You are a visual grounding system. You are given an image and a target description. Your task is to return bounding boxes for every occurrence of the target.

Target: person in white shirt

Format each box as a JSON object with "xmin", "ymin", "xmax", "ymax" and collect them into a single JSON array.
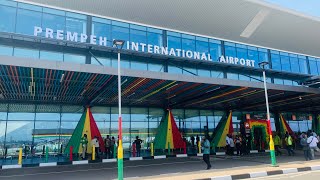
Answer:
[
  {"xmin": 229, "ymin": 135, "xmax": 235, "ymax": 155},
  {"xmin": 91, "ymin": 136, "xmax": 100, "ymax": 159},
  {"xmin": 307, "ymin": 132, "xmax": 319, "ymax": 160},
  {"xmin": 226, "ymin": 134, "xmax": 231, "ymax": 155}
]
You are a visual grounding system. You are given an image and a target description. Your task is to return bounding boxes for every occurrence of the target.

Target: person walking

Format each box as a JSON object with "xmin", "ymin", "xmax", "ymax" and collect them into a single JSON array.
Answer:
[
  {"xmin": 285, "ymin": 134, "xmax": 295, "ymax": 156},
  {"xmin": 229, "ymin": 135, "xmax": 235, "ymax": 156},
  {"xmin": 235, "ymin": 135, "xmax": 242, "ymax": 156},
  {"xmin": 274, "ymin": 133, "xmax": 282, "ymax": 156},
  {"xmin": 80, "ymin": 134, "xmax": 88, "ymax": 159},
  {"xmin": 111, "ymin": 136, "xmax": 116, "ymax": 158},
  {"xmin": 104, "ymin": 135, "xmax": 111, "ymax": 159},
  {"xmin": 300, "ymin": 133, "xmax": 311, "ymax": 161},
  {"xmin": 201, "ymin": 136, "xmax": 211, "ymax": 170},
  {"xmin": 307, "ymin": 132, "xmax": 319, "ymax": 160},
  {"xmin": 134, "ymin": 136, "xmax": 143, "ymax": 157},
  {"xmin": 225, "ymin": 134, "xmax": 231, "ymax": 155}
]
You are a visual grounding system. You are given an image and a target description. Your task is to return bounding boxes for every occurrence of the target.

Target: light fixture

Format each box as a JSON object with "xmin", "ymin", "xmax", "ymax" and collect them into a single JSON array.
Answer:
[
  {"xmin": 113, "ymin": 39, "xmax": 125, "ymax": 50},
  {"xmin": 299, "ymin": 96, "xmax": 302, "ymax": 100},
  {"xmin": 60, "ymin": 73, "xmax": 65, "ymax": 83},
  {"xmin": 258, "ymin": 61, "xmax": 269, "ymax": 69}
]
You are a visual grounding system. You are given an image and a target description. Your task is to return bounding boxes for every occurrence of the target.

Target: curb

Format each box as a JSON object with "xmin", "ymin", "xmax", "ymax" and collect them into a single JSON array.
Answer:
[
  {"xmin": 0, "ymin": 151, "xmax": 268, "ymax": 170},
  {"xmin": 195, "ymin": 165, "xmax": 320, "ymax": 180}
]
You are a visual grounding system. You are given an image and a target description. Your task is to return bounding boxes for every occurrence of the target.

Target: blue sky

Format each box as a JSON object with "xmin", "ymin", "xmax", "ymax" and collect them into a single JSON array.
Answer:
[{"xmin": 264, "ymin": 0, "xmax": 320, "ymax": 17}]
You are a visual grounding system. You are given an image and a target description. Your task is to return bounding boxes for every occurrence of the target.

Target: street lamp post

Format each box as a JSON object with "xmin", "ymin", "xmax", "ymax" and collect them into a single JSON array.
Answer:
[
  {"xmin": 259, "ymin": 61, "xmax": 277, "ymax": 167},
  {"xmin": 113, "ymin": 39, "xmax": 125, "ymax": 180}
]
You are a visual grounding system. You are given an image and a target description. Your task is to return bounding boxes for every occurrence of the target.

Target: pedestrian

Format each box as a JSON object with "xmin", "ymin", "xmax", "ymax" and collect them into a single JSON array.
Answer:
[
  {"xmin": 235, "ymin": 135, "xmax": 242, "ymax": 156},
  {"xmin": 307, "ymin": 132, "xmax": 319, "ymax": 160},
  {"xmin": 229, "ymin": 134, "xmax": 235, "ymax": 155},
  {"xmin": 104, "ymin": 135, "xmax": 111, "ymax": 159},
  {"xmin": 201, "ymin": 136, "xmax": 211, "ymax": 170},
  {"xmin": 191, "ymin": 136, "xmax": 195, "ymax": 153},
  {"xmin": 285, "ymin": 134, "xmax": 294, "ymax": 156},
  {"xmin": 300, "ymin": 133, "xmax": 311, "ymax": 161},
  {"xmin": 196, "ymin": 135, "xmax": 200, "ymax": 151},
  {"xmin": 91, "ymin": 136, "xmax": 100, "ymax": 159},
  {"xmin": 134, "ymin": 136, "xmax": 143, "ymax": 157},
  {"xmin": 225, "ymin": 134, "xmax": 231, "ymax": 155},
  {"xmin": 274, "ymin": 133, "xmax": 282, "ymax": 156},
  {"xmin": 80, "ymin": 134, "xmax": 88, "ymax": 159},
  {"xmin": 111, "ymin": 136, "xmax": 116, "ymax": 158}
]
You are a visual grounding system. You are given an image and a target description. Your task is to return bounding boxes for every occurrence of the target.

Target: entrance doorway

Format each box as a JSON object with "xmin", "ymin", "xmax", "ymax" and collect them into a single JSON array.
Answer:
[{"xmin": 253, "ymin": 127, "xmax": 263, "ymax": 150}]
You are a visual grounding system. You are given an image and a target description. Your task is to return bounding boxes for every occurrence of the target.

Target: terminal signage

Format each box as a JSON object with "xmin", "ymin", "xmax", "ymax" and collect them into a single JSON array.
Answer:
[{"xmin": 33, "ymin": 26, "xmax": 255, "ymax": 67}]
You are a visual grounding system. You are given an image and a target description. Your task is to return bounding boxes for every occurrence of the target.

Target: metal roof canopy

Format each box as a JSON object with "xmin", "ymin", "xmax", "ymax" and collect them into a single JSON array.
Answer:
[
  {"xmin": 20, "ymin": 0, "xmax": 320, "ymax": 58},
  {"xmin": 0, "ymin": 58, "xmax": 320, "ymax": 113}
]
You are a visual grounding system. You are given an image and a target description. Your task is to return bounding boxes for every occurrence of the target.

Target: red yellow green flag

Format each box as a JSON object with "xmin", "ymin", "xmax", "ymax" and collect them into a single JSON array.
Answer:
[
  {"xmin": 279, "ymin": 114, "xmax": 294, "ymax": 136},
  {"xmin": 212, "ymin": 111, "xmax": 233, "ymax": 147},
  {"xmin": 65, "ymin": 107, "xmax": 105, "ymax": 154},
  {"xmin": 154, "ymin": 109, "xmax": 184, "ymax": 149}
]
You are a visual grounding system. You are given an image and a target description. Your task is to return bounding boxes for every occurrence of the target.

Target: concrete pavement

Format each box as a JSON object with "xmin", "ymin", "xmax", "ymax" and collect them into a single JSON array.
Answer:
[{"xmin": 0, "ymin": 151, "xmax": 319, "ymax": 180}]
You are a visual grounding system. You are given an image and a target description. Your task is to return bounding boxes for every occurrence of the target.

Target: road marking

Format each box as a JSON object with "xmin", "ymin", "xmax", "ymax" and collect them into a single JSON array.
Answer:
[{"xmin": 0, "ymin": 160, "xmax": 199, "ymax": 178}]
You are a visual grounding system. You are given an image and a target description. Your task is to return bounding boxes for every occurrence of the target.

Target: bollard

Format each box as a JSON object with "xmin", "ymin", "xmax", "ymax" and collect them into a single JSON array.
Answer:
[
  {"xmin": 114, "ymin": 145, "xmax": 117, "ymax": 159},
  {"xmin": 132, "ymin": 143, "xmax": 136, "ymax": 157},
  {"xmin": 151, "ymin": 143, "xmax": 154, "ymax": 156},
  {"xmin": 18, "ymin": 148, "xmax": 22, "ymax": 165},
  {"xmin": 92, "ymin": 145, "xmax": 95, "ymax": 161},
  {"xmin": 45, "ymin": 146, "xmax": 49, "ymax": 163},
  {"xmin": 168, "ymin": 143, "xmax": 170, "ymax": 155},
  {"xmin": 69, "ymin": 146, "xmax": 73, "ymax": 161},
  {"xmin": 198, "ymin": 141, "xmax": 201, "ymax": 154},
  {"xmin": 183, "ymin": 142, "xmax": 187, "ymax": 154}
]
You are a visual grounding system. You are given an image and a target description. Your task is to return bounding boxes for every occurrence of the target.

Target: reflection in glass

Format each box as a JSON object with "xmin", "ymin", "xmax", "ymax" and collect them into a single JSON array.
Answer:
[
  {"xmin": 16, "ymin": 8, "xmax": 42, "ymax": 35},
  {"xmin": 0, "ymin": 5, "xmax": 16, "ymax": 33}
]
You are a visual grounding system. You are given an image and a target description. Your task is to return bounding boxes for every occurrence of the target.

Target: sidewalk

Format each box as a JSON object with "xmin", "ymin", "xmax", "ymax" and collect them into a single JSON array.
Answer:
[{"xmin": 132, "ymin": 159, "xmax": 320, "ymax": 180}]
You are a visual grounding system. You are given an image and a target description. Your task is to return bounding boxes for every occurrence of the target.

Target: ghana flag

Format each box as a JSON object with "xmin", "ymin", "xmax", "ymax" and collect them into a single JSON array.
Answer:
[
  {"xmin": 212, "ymin": 111, "xmax": 233, "ymax": 147},
  {"xmin": 154, "ymin": 109, "xmax": 184, "ymax": 149},
  {"xmin": 65, "ymin": 107, "xmax": 105, "ymax": 154},
  {"xmin": 279, "ymin": 114, "xmax": 294, "ymax": 136}
]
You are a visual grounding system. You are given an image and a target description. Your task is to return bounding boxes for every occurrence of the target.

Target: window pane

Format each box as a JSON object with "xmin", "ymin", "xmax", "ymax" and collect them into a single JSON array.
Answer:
[
  {"xmin": 0, "ymin": 45, "xmax": 13, "ymax": 56},
  {"xmin": 227, "ymin": 73, "xmax": 238, "ymax": 80},
  {"xmin": 182, "ymin": 38, "xmax": 195, "ymax": 52},
  {"xmin": 16, "ymin": 8, "xmax": 42, "ymax": 35},
  {"xmin": 211, "ymin": 70, "xmax": 223, "ymax": 78},
  {"xmin": 168, "ymin": 65, "xmax": 182, "ymax": 74},
  {"xmin": 280, "ymin": 55, "xmax": 291, "ymax": 72},
  {"xmin": 167, "ymin": 35, "xmax": 181, "ymax": 50},
  {"xmin": 14, "ymin": 48, "xmax": 39, "ymax": 59},
  {"xmin": 148, "ymin": 63, "xmax": 164, "ymax": 72},
  {"xmin": 92, "ymin": 21, "xmax": 111, "ymax": 46},
  {"xmin": 64, "ymin": 53, "xmax": 85, "ymax": 64},
  {"xmin": 225, "ymin": 45, "xmax": 236, "ymax": 57},
  {"xmin": 130, "ymin": 29, "xmax": 147, "ymax": 52},
  {"xmin": 147, "ymin": 32, "xmax": 163, "ymax": 47},
  {"xmin": 91, "ymin": 57, "xmax": 111, "ymax": 66},
  {"xmin": 112, "ymin": 26, "xmax": 129, "ymax": 49},
  {"xmin": 248, "ymin": 49, "xmax": 259, "ymax": 66},
  {"xmin": 66, "ymin": 17, "xmax": 86, "ymax": 40},
  {"xmin": 42, "ymin": 13, "xmax": 65, "ymax": 38},
  {"xmin": 290, "ymin": 57, "xmax": 299, "ymax": 73},
  {"xmin": 209, "ymin": 43, "xmax": 221, "ymax": 62},
  {"xmin": 309, "ymin": 60, "xmax": 318, "ymax": 75},
  {"xmin": 131, "ymin": 61, "xmax": 148, "ymax": 70},
  {"xmin": 0, "ymin": 5, "xmax": 16, "ymax": 32},
  {"xmin": 196, "ymin": 40, "xmax": 209, "ymax": 54},
  {"xmin": 40, "ymin": 51, "xmax": 63, "ymax": 61},
  {"xmin": 197, "ymin": 69, "xmax": 210, "ymax": 77},
  {"xmin": 271, "ymin": 53, "xmax": 281, "ymax": 71},
  {"xmin": 299, "ymin": 58, "xmax": 308, "ymax": 74}
]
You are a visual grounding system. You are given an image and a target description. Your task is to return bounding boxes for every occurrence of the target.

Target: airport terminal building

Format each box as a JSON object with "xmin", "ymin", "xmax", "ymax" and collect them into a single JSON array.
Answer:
[{"xmin": 0, "ymin": 0, "xmax": 320, "ymax": 161}]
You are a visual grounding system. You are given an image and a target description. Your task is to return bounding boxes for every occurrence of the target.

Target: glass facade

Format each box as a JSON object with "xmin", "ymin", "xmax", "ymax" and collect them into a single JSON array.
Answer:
[{"xmin": 1, "ymin": 103, "xmax": 277, "ymax": 159}]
